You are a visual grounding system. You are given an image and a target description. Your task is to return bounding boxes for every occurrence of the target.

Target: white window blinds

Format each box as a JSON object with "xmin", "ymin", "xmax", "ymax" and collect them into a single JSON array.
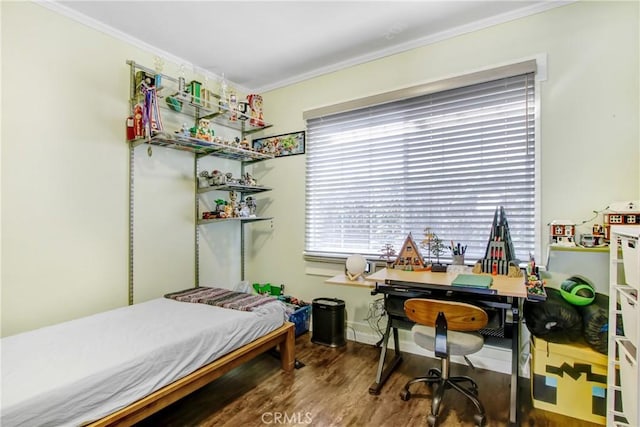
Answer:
[{"xmin": 305, "ymin": 72, "xmax": 536, "ymax": 264}]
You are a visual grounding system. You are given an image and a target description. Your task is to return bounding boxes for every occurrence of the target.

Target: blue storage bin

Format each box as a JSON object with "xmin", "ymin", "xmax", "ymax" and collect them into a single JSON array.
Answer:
[{"xmin": 289, "ymin": 305, "xmax": 311, "ymax": 336}]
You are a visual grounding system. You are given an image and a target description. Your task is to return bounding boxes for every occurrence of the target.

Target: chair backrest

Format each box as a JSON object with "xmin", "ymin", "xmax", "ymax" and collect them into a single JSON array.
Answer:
[{"xmin": 404, "ymin": 298, "xmax": 488, "ymax": 332}]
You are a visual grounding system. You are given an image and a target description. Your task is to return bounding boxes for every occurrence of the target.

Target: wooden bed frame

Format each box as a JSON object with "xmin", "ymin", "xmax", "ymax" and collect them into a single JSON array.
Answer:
[{"xmin": 87, "ymin": 321, "xmax": 295, "ymax": 426}]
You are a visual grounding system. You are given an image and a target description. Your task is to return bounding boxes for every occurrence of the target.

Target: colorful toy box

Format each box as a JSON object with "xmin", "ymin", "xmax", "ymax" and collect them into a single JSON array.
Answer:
[{"xmin": 530, "ymin": 336, "xmax": 608, "ymax": 424}]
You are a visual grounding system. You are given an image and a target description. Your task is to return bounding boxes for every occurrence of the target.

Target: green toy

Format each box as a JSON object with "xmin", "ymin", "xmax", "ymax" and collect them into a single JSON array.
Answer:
[{"xmin": 560, "ymin": 275, "xmax": 596, "ymax": 306}]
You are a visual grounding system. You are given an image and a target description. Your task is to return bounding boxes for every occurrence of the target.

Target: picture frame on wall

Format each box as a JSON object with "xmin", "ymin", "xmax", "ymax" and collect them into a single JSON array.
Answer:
[{"xmin": 252, "ymin": 131, "xmax": 305, "ymax": 157}]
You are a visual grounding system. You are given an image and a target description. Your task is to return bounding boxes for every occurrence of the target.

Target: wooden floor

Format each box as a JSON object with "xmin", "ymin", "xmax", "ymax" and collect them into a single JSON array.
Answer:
[{"xmin": 136, "ymin": 334, "xmax": 602, "ymax": 427}]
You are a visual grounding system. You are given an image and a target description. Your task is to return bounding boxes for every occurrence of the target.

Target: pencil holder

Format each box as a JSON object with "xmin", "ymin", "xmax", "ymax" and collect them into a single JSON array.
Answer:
[{"xmin": 452, "ymin": 255, "xmax": 465, "ymax": 265}]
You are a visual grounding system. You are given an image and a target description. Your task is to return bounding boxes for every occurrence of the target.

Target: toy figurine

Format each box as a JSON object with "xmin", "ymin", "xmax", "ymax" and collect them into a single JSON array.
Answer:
[
  {"xmin": 198, "ymin": 171, "xmax": 210, "ymax": 188},
  {"xmin": 175, "ymin": 123, "xmax": 190, "ymax": 137},
  {"xmin": 214, "ymin": 199, "xmax": 227, "ymax": 218},
  {"xmin": 209, "ymin": 170, "xmax": 225, "ymax": 186},
  {"xmin": 219, "ymin": 74, "xmax": 229, "ymax": 114},
  {"xmin": 228, "ymin": 91, "xmax": 238, "ymax": 121},
  {"xmin": 190, "ymin": 118, "xmax": 214, "ymax": 142},
  {"xmin": 225, "ymin": 172, "xmax": 238, "ymax": 184},
  {"xmin": 241, "ymin": 172, "xmax": 257, "ymax": 186},
  {"xmin": 133, "ymin": 104, "xmax": 144, "ymax": 138},
  {"xmin": 202, "ymin": 211, "xmax": 217, "ymax": 220},
  {"xmin": 247, "ymin": 94, "xmax": 264, "ymax": 127},
  {"xmin": 238, "ymin": 201, "xmax": 250, "ymax": 218},
  {"xmin": 245, "ymin": 197, "xmax": 257, "ymax": 217},
  {"xmin": 237, "ymin": 101, "xmax": 249, "ymax": 121},
  {"xmin": 228, "ymin": 191, "xmax": 238, "ymax": 217}
]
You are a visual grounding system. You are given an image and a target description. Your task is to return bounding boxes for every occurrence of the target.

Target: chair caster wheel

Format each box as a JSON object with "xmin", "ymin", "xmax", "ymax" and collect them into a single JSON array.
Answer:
[
  {"xmin": 400, "ymin": 389, "xmax": 411, "ymax": 401},
  {"xmin": 427, "ymin": 414, "xmax": 437, "ymax": 426},
  {"xmin": 428, "ymin": 368, "xmax": 439, "ymax": 377},
  {"xmin": 474, "ymin": 414, "xmax": 486, "ymax": 427}
]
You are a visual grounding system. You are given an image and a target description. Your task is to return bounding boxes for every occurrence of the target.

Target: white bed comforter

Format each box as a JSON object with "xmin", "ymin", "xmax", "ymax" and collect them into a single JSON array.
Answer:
[{"xmin": 1, "ymin": 297, "xmax": 287, "ymax": 427}]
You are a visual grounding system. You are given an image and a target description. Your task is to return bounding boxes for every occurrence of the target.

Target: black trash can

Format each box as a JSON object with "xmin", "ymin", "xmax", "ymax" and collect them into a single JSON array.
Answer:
[{"xmin": 311, "ymin": 297, "xmax": 346, "ymax": 347}]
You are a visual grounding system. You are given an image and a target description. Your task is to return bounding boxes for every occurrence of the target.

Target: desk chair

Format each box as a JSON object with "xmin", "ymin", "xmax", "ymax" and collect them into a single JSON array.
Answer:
[{"xmin": 400, "ymin": 298, "xmax": 488, "ymax": 427}]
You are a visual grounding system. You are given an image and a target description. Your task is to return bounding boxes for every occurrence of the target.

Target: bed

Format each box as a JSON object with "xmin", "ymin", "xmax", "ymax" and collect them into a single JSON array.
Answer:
[{"xmin": 1, "ymin": 289, "xmax": 295, "ymax": 427}]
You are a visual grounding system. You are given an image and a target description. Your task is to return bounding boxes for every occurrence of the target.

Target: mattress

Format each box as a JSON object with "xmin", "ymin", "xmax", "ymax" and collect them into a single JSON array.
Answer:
[{"xmin": 1, "ymin": 297, "xmax": 288, "ymax": 427}]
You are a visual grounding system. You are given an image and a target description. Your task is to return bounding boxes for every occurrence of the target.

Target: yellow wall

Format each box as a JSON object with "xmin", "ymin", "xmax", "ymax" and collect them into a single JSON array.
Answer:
[
  {"xmin": 1, "ymin": 1, "xmax": 638, "ymax": 340},
  {"xmin": 0, "ymin": 2, "xmax": 243, "ymax": 336},
  {"xmin": 246, "ymin": 1, "xmax": 639, "ymax": 341}
]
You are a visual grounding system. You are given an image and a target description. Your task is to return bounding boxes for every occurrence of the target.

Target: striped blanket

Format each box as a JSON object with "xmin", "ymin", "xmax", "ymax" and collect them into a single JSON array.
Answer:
[{"xmin": 164, "ymin": 286, "xmax": 278, "ymax": 312}]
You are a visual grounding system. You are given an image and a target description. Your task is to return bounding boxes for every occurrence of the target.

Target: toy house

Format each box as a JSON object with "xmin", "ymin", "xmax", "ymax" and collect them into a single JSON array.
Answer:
[
  {"xmin": 604, "ymin": 212, "xmax": 640, "ymax": 241},
  {"xmin": 549, "ymin": 220, "xmax": 576, "ymax": 246},
  {"xmin": 393, "ymin": 233, "xmax": 427, "ymax": 271}
]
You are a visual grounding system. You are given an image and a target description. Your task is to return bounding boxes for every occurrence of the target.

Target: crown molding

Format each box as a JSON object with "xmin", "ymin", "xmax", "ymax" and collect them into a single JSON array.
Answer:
[
  {"xmin": 255, "ymin": 1, "xmax": 572, "ymax": 93},
  {"xmin": 37, "ymin": 0, "xmax": 571, "ymax": 94},
  {"xmin": 35, "ymin": 0, "xmax": 252, "ymax": 94}
]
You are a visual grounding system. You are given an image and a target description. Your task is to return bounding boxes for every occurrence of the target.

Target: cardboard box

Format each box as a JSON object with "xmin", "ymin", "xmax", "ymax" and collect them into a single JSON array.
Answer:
[{"xmin": 530, "ymin": 336, "xmax": 607, "ymax": 424}]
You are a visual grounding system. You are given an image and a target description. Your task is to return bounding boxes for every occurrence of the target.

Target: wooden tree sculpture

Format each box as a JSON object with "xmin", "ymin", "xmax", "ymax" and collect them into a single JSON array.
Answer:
[
  {"xmin": 430, "ymin": 234, "xmax": 448, "ymax": 271},
  {"xmin": 420, "ymin": 227, "xmax": 435, "ymax": 265},
  {"xmin": 380, "ymin": 243, "xmax": 397, "ymax": 268}
]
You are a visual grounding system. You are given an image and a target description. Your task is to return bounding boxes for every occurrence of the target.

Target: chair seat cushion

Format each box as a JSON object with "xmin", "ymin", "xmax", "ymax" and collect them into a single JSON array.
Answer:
[{"xmin": 412, "ymin": 324, "xmax": 484, "ymax": 356}]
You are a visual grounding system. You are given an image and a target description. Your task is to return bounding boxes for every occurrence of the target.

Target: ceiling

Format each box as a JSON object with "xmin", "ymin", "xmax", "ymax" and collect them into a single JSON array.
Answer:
[{"xmin": 50, "ymin": 1, "xmax": 569, "ymax": 92}]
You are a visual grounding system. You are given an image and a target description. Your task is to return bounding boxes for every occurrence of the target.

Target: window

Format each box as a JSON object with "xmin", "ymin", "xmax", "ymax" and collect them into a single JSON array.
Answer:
[{"xmin": 304, "ymin": 63, "xmax": 536, "ymax": 264}]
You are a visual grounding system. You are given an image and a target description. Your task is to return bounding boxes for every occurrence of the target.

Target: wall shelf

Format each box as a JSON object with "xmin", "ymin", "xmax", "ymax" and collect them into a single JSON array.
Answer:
[
  {"xmin": 198, "ymin": 217, "xmax": 273, "ymax": 226},
  {"xmin": 198, "ymin": 184, "xmax": 272, "ymax": 195},
  {"xmin": 130, "ymin": 132, "xmax": 273, "ymax": 162}
]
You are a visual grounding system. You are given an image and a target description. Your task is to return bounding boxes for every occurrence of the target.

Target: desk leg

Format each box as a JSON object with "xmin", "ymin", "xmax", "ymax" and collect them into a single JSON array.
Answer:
[
  {"xmin": 509, "ymin": 302, "xmax": 521, "ymax": 426},
  {"xmin": 369, "ymin": 321, "xmax": 402, "ymax": 395}
]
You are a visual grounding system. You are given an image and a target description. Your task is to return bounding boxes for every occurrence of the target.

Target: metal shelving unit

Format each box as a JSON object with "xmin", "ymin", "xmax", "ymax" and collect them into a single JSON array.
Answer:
[
  {"xmin": 607, "ymin": 225, "xmax": 639, "ymax": 426},
  {"xmin": 127, "ymin": 60, "xmax": 273, "ymax": 304}
]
